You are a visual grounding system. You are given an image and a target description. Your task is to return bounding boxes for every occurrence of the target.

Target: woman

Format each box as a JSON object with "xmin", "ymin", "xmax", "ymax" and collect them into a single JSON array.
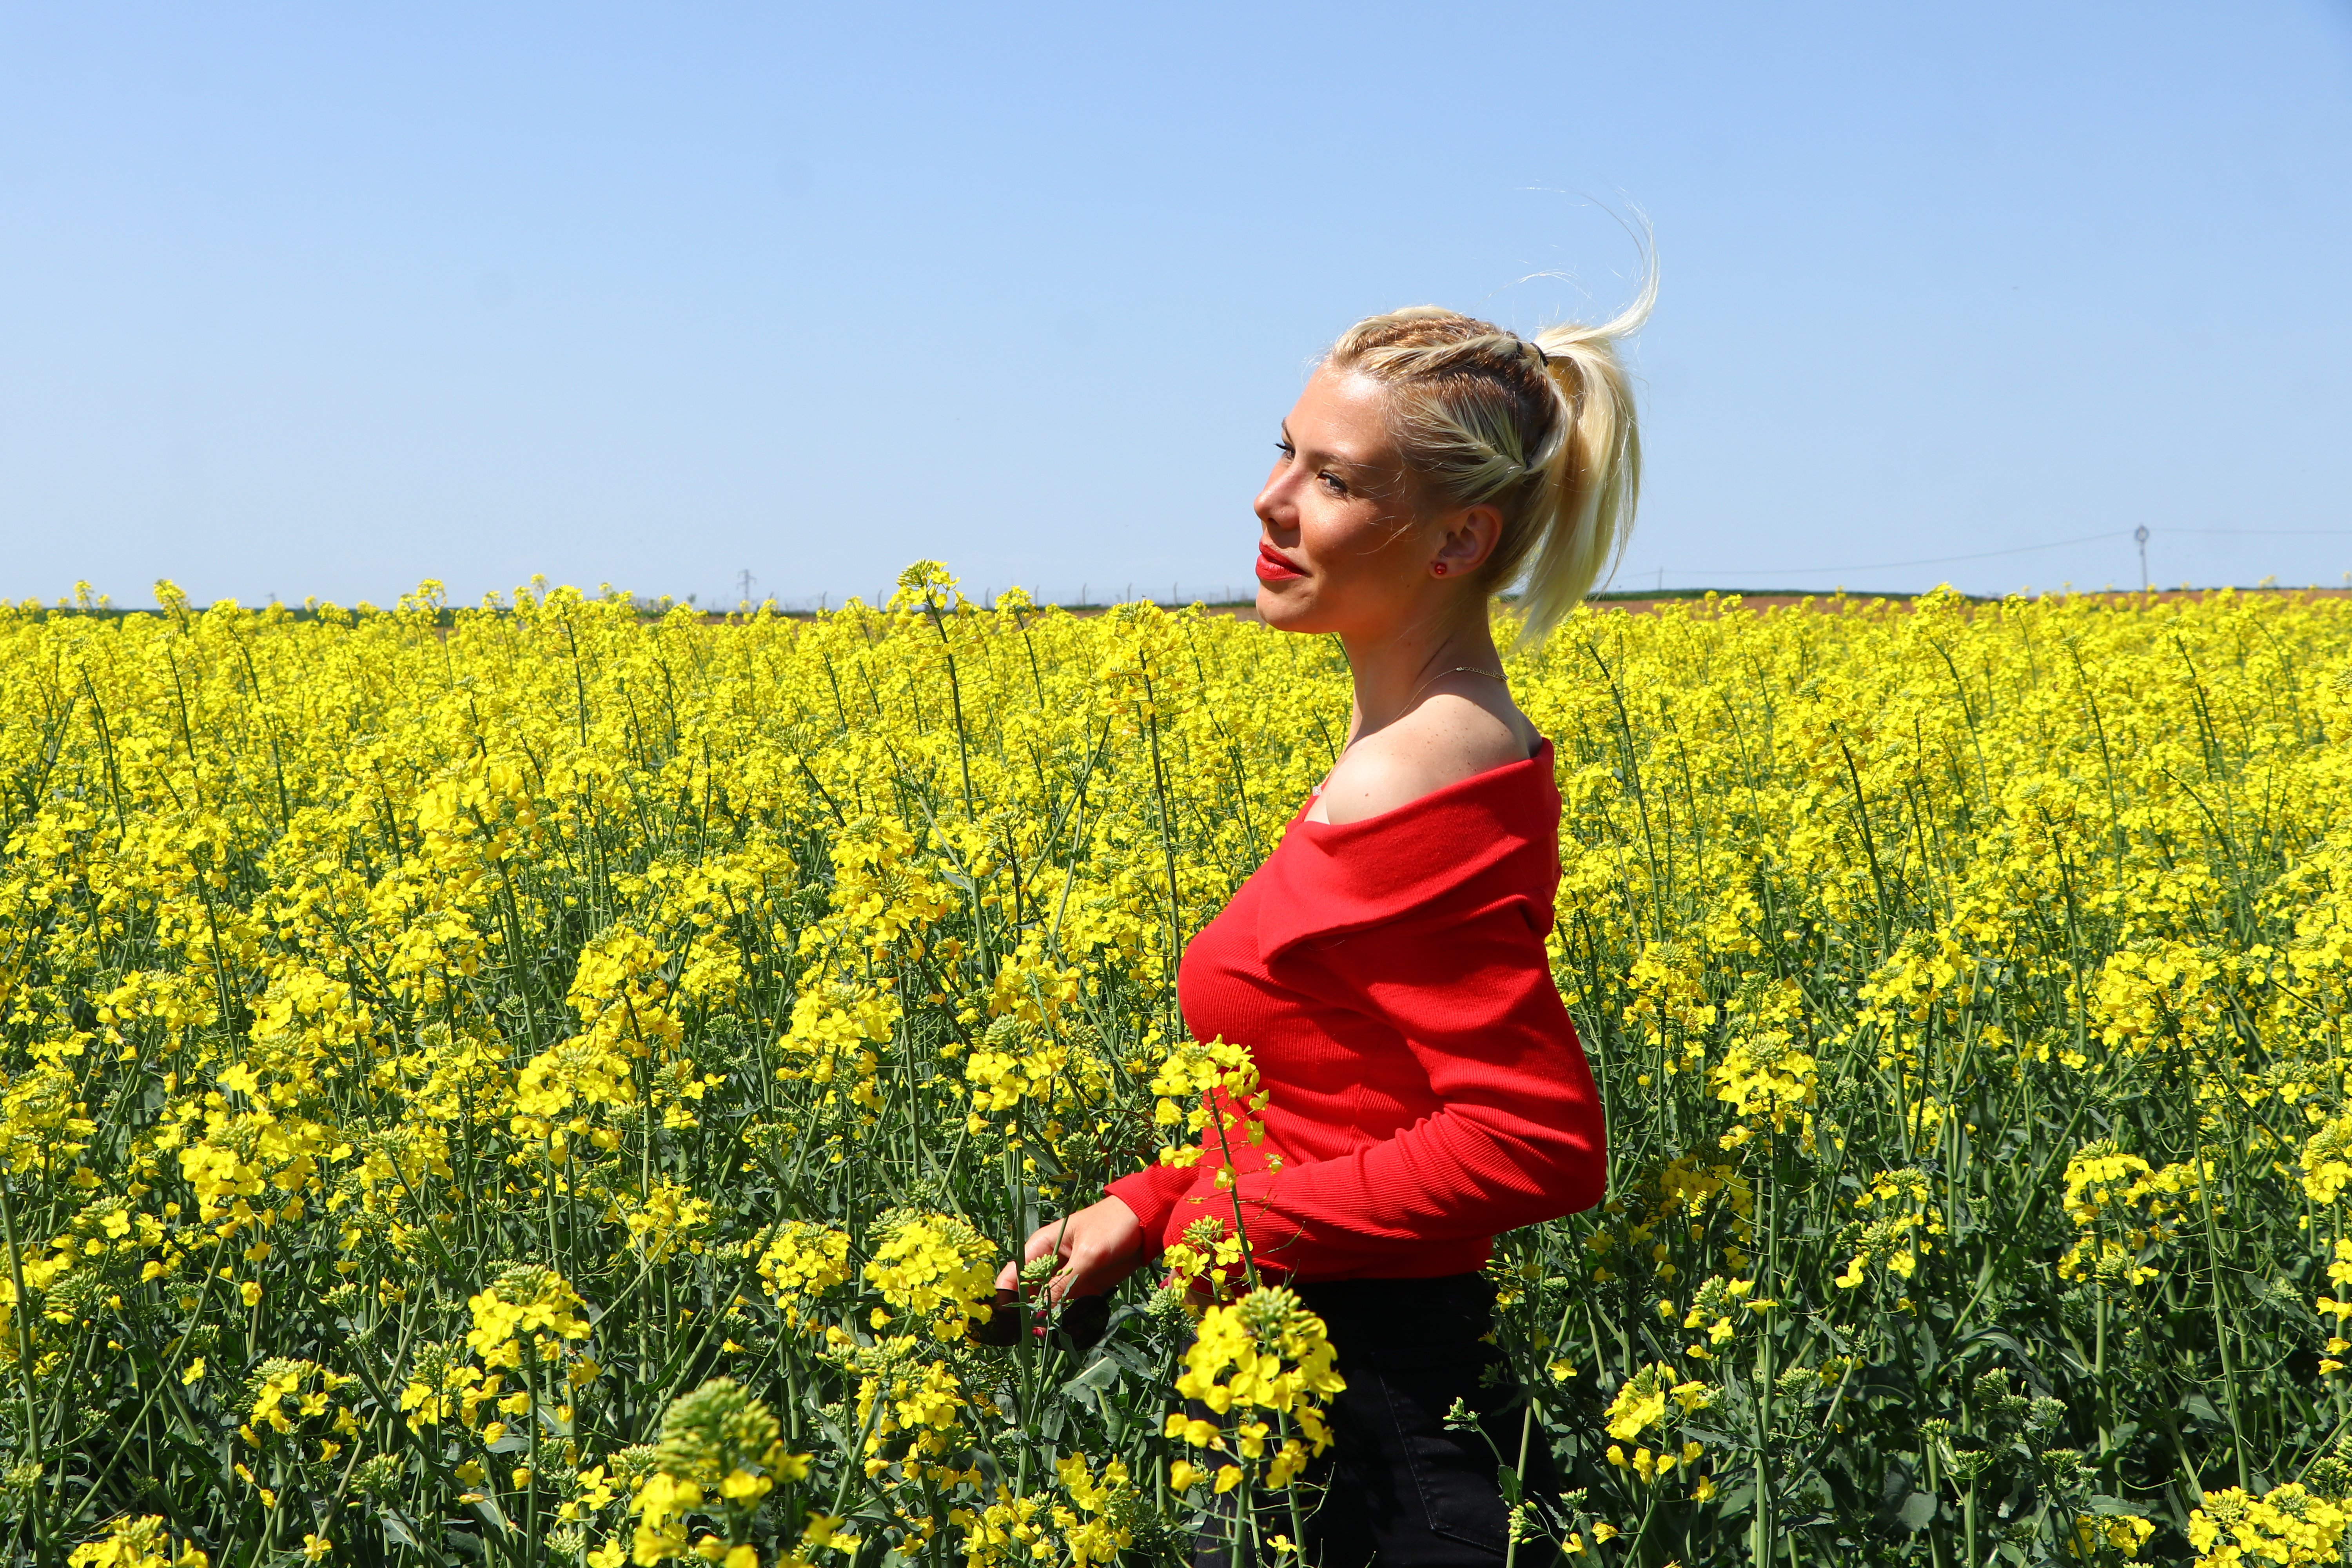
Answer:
[{"xmin": 997, "ymin": 290, "xmax": 1646, "ymax": 1565}]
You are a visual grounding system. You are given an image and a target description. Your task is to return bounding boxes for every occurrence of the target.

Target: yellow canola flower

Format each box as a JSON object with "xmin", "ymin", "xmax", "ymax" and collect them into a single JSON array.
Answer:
[
  {"xmin": 244, "ymin": 1358, "xmax": 353, "ymax": 1437},
  {"xmin": 1602, "ymin": 1362, "xmax": 1711, "ymax": 1441},
  {"xmin": 66, "ymin": 1517, "xmax": 208, "ymax": 1568},
  {"xmin": 1148, "ymin": 1036, "xmax": 1270, "ymax": 1168},
  {"xmin": 1835, "ymin": 1169, "xmax": 1947, "ymax": 1289},
  {"xmin": 2055, "ymin": 1141, "xmax": 2213, "ymax": 1286},
  {"xmin": 1711, "ymin": 1026, "xmax": 1816, "ymax": 1138},
  {"xmin": 2187, "ymin": 1483, "xmax": 2347, "ymax": 1566},
  {"xmin": 1167, "ymin": 1286, "xmax": 1347, "ymax": 1497},
  {"xmin": 465, "ymin": 1265, "xmax": 592, "ymax": 1369},
  {"xmin": 15, "ymin": 570, "xmax": 2352, "ymax": 1558},
  {"xmin": 1051, "ymin": 1452, "xmax": 1137, "ymax": 1566},
  {"xmin": 755, "ymin": 1222, "xmax": 851, "ymax": 1309},
  {"xmin": 2069, "ymin": 1512, "xmax": 2155, "ymax": 1561},
  {"xmin": 626, "ymin": 1379, "xmax": 810, "ymax": 1566},
  {"xmin": 861, "ymin": 1211, "xmax": 995, "ymax": 1340},
  {"xmin": 2302, "ymin": 1114, "xmax": 2352, "ymax": 1206},
  {"xmin": 1172, "ymin": 1288, "xmax": 1345, "ymax": 1428}
]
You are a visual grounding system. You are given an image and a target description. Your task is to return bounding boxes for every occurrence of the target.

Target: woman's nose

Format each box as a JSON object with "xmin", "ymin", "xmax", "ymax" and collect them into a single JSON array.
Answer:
[{"xmin": 1253, "ymin": 476, "xmax": 1289, "ymax": 531}]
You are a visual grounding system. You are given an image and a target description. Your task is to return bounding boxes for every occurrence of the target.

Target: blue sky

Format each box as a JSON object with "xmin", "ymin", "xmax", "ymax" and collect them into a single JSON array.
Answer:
[{"xmin": 3, "ymin": 2, "xmax": 2348, "ymax": 608}]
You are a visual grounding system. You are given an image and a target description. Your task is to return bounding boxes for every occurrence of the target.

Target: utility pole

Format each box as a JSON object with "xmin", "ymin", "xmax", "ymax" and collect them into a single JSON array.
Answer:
[
  {"xmin": 736, "ymin": 568, "xmax": 755, "ymax": 608},
  {"xmin": 2134, "ymin": 526, "xmax": 2150, "ymax": 593}
]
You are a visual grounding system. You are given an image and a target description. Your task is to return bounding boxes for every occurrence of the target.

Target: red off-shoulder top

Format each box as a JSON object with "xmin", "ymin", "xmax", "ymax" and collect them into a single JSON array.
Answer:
[{"xmin": 1105, "ymin": 739, "xmax": 1606, "ymax": 1281}]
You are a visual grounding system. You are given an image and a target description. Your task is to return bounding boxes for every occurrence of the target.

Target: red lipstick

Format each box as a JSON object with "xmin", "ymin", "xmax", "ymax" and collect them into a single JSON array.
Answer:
[{"xmin": 1255, "ymin": 543, "xmax": 1304, "ymax": 583}]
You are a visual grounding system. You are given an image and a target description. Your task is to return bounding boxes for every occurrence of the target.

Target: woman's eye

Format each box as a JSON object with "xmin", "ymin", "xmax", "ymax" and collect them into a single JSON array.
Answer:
[
  {"xmin": 1319, "ymin": 472, "xmax": 1347, "ymax": 494},
  {"xmin": 1274, "ymin": 440, "xmax": 1296, "ymax": 460}
]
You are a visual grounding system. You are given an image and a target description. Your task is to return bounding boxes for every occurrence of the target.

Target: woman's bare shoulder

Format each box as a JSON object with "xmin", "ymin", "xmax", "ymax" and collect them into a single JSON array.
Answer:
[{"xmin": 1312, "ymin": 695, "xmax": 1536, "ymax": 826}]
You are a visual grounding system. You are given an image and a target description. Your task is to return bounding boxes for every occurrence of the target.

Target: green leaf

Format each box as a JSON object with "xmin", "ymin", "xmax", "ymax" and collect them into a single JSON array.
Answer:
[{"xmin": 470, "ymin": 1492, "xmax": 514, "ymax": 1540}]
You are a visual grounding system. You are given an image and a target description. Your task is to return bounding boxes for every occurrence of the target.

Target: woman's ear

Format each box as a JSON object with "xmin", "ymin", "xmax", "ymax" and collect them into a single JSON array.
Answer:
[{"xmin": 1431, "ymin": 504, "xmax": 1504, "ymax": 578}]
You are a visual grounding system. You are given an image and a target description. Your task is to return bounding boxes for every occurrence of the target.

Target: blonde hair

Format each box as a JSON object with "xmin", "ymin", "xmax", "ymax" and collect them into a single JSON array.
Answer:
[{"xmin": 1325, "ymin": 275, "xmax": 1651, "ymax": 648}]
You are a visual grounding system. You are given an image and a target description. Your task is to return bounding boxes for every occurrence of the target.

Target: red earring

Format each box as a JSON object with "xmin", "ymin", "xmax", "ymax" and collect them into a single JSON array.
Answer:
[{"xmin": 1432, "ymin": 562, "xmax": 1448, "ymax": 577}]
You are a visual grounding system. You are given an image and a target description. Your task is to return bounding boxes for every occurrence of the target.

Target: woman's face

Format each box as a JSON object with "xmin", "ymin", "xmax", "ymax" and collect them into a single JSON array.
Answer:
[{"xmin": 1252, "ymin": 367, "xmax": 1435, "ymax": 636}]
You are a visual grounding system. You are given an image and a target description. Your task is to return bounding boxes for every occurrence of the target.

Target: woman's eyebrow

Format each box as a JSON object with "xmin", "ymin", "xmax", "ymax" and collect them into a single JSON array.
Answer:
[{"xmin": 1281, "ymin": 423, "xmax": 1374, "ymax": 475}]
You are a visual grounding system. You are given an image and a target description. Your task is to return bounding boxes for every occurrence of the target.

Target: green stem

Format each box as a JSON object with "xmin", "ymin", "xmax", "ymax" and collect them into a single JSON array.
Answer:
[
  {"xmin": 2194, "ymin": 1152, "xmax": 2251, "ymax": 1492},
  {"xmin": 1752, "ymin": 1145, "xmax": 1778, "ymax": 1568},
  {"xmin": 0, "ymin": 1176, "xmax": 52, "ymax": 1568}
]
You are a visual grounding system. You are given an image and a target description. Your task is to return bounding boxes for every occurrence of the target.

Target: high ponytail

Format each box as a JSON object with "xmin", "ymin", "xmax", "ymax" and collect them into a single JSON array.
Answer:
[{"xmin": 1324, "ymin": 269, "xmax": 1652, "ymax": 649}]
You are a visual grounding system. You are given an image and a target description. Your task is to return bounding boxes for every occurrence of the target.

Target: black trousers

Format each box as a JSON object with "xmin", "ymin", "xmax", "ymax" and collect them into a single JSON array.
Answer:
[{"xmin": 1193, "ymin": 1275, "xmax": 1554, "ymax": 1568}]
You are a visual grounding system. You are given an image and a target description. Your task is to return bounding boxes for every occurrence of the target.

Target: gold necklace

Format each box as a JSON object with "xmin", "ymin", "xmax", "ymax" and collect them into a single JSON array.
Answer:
[{"xmin": 1408, "ymin": 665, "xmax": 1510, "ymax": 704}]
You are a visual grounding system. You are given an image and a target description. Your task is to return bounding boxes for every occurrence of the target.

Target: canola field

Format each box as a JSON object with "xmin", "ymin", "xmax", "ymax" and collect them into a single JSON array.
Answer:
[{"xmin": 6, "ymin": 568, "xmax": 2352, "ymax": 1568}]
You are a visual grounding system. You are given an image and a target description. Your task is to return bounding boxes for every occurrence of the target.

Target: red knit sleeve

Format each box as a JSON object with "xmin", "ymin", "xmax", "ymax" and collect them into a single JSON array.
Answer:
[
  {"xmin": 1104, "ymin": 1158, "xmax": 1201, "ymax": 1246},
  {"xmin": 1159, "ymin": 903, "xmax": 1605, "ymax": 1276}
]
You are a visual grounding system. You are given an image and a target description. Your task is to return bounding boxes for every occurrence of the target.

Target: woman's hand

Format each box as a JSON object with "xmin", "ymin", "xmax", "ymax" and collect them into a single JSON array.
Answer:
[{"xmin": 996, "ymin": 1196, "xmax": 1148, "ymax": 1305}]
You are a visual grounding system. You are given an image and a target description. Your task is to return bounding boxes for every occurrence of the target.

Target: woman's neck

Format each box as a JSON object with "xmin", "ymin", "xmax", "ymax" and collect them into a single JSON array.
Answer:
[{"xmin": 1339, "ymin": 607, "xmax": 1504, "ymax": 743}]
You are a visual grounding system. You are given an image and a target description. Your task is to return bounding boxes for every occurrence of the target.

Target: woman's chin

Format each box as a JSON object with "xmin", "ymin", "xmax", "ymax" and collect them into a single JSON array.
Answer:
[{"xmin": 1255, "ymin": 583, "xmax": 1319, "ymax": 631}]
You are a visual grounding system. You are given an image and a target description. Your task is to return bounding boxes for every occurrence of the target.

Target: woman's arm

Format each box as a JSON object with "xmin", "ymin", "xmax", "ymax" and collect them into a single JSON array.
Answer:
[
  {"xmin": 1104, "ymin": 1156, "xmax": 1207, "ymax": 1249},
  {"xmin": 1157, "ymin": 902, "xmax": 1605, "ymax": 1274}
]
